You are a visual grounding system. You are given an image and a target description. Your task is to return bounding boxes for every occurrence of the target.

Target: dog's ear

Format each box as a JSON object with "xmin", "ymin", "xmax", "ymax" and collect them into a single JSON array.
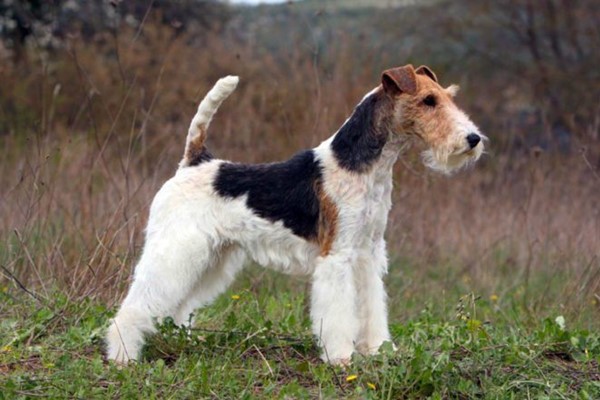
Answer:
[
  {"xmin": 382, "ymin": 65, "xmax": 417, "ymax": 96},
  {"xmin": 415, "ymin": 65, "xmax": 438, "ymax": 83},
  {"xmin": 445, "ymin": 84, "xmax": 460, "ymax": 97}
]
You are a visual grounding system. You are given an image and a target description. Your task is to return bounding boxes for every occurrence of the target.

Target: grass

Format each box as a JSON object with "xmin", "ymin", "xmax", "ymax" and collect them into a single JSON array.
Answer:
[
  {"xmin": 1, "ymin": 265, "xmax": 599, "ymax": 399},
  {"xmin": 0, "ymin": 4, "xmax": 599, "ymax": 399}
]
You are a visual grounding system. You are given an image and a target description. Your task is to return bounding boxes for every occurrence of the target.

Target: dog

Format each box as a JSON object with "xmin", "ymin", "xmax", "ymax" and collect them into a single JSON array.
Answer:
[{"xmin": 106, "ymin": 64, "xmax": 484, "ymax": 365}]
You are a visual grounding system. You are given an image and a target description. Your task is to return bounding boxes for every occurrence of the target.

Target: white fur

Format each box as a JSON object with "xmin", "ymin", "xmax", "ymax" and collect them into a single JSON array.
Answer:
[
  {"xmin": 106, "ymin": 76, "xmax": 483, "ymax": 366},
  {"xmin": 421, "ymin": 105, "xmax": 485, "ymax": 174},
  {"xmin": 309, "ymin": 140, "xmax": 398, "ymax": 363},
  {"xmin": 106, "ymin": 140, "xmax": 398, "ymax": 365}
]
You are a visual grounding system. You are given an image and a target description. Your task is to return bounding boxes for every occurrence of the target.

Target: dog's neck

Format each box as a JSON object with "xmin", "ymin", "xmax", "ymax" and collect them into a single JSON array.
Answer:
[{"xmin": 329, "ymin": 88, "xmax": 405, "ymax": 178}]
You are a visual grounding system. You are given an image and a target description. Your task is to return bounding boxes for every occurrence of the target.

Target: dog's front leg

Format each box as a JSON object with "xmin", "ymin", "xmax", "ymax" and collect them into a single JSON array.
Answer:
[
  {"xmin": 310, "ymin": 249, "xmax": 359, "ymax": 365},
  {"xmin": 355, "ymin": 238, "xmax": 392, "ymax": 355}
]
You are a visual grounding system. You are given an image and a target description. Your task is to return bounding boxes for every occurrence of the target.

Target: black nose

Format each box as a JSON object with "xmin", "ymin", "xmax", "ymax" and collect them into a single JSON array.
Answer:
[{"xmin": 466, "ymin": 133, "xmax": 481, "ymax": 149}]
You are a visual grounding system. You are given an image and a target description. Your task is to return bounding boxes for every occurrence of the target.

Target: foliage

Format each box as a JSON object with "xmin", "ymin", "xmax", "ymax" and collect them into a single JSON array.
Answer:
[
  {"xmin": 0, "ymin": 2, "xmax": 598, "ymax": 397},
  {"xmin": 1, "ymin": 273, "xmax": 599, "ymax": 399}
]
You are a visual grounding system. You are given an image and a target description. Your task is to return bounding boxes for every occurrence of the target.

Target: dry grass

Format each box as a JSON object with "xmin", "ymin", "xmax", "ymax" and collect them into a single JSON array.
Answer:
[{"xmin": 0, "ymin": 17, "xmax": 598, "ymax": 323}]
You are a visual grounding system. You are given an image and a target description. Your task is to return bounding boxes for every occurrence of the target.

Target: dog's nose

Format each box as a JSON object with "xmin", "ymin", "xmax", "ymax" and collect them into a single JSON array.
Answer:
[{"xmin": 466, "ymin": 133, "xmax": 481, "ymax": 149}]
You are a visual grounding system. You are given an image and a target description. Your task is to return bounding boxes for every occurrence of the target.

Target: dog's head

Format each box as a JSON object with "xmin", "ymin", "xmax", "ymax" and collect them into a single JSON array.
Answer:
[{"xmin": 381, "ymin": 64, "xmax": 485, "ymax": 174}]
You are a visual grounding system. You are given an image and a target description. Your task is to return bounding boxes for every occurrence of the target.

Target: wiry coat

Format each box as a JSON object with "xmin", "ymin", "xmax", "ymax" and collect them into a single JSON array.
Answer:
[{"xmin": 106, "ymin": 65, "xmax": 484, "ymax": 365}]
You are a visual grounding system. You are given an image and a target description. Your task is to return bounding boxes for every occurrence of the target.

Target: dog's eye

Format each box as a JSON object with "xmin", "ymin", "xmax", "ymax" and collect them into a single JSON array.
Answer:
[{"xmin": 422, "ymin": 95, "xmax": 437, "ymax": 107}]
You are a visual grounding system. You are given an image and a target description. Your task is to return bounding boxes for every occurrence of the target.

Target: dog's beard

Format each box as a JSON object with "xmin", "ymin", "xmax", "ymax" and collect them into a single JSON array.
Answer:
[{"xmin": 421, "ymin": 143, "xmax": 483, "ymax": 175}]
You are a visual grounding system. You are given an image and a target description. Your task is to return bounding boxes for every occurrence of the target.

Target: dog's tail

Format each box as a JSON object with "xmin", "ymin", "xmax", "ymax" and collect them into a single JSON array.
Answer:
[{"xmin": 180, "ymin": 75, "xmax": 239, "ymax": 168}]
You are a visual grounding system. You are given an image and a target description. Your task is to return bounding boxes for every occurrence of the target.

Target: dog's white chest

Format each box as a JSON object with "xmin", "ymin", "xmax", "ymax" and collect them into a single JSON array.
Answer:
[{"xmin": 357, "ymin": 174, "xmax": 393, "ymax": 246}]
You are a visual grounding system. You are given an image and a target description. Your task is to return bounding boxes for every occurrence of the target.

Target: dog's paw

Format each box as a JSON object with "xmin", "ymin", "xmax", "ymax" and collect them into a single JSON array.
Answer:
[
  {"xmin": 327, "ymin": 357, "xmax": 352, "ymax": 368},
  {"xmin": 357, "ymin": 340, "xmax": 397, "ymax": 356},
  {"xmin": 320, "ymin": 348, "xmax": 354, "ymax": 367}
]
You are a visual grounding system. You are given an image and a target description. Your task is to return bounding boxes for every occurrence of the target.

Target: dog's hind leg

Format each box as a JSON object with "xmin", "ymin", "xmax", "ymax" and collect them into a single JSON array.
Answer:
[
  {"xmin": 174, "ymin": 246, "xmax": 246, "ymax": 326},
  {"xmin": 106, "ymin": 233, "xmax": 216, "ymax": 364}
]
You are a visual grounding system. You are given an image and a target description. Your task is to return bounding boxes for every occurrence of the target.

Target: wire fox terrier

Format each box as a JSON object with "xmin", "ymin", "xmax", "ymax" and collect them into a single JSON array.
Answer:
[{"xmin": 106, "ymin": 64, "xmax": 485, "ymax": 365}]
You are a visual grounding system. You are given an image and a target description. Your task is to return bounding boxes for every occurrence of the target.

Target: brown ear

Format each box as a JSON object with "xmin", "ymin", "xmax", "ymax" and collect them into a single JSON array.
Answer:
[
  {"xmin": 381, "ymin": 65, "xmax": 417, "ymax": 96},
  {"xmin": 415, "ymin": 65, "xmax": 438, "ymax": 83}
]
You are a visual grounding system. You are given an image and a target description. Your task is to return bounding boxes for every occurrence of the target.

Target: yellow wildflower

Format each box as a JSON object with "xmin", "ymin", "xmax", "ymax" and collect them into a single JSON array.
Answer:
[
  {"xmin": 231, "ymin": 295, "xmax": 240, "ymax": 300},
  {"xmin": 490, "ymin": 294, "xmax": 499, "ymax": 302},
  {"xmin": 346, "ymin": 374, "xmax": 358, "ymax": 382},
  {"xmin": 367, "ymin": 382, "xmax": 376, "ymax": 390}
]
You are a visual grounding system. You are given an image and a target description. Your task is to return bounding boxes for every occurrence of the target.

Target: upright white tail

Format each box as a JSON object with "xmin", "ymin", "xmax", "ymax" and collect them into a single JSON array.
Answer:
[{"xmin": 180, "ymin": 75, "xmax": 239, "ymax": 168}]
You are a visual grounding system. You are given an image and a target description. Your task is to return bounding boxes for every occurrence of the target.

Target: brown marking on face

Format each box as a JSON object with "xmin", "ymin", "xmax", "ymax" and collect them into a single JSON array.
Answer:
[
  {"xmin": 314, "ymin": 180, "xmax": 338, "ymax": 257},
  {"xmin": 393, "ymin": 73, "xmax": 461, "ymax": 147},
  {"xmin": 379, "ymin": 65, "xmax": 482, "ymax": 172}
]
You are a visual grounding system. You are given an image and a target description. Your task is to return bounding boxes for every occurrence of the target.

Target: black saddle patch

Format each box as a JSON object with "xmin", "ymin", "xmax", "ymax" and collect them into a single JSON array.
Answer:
[
  {"xmin": 213, "ymin": 150, "xmax": 322, "ymax": 240},
  {"xmin": 331, "ymin": 91, "xmax": 388, "ymax": 172}
]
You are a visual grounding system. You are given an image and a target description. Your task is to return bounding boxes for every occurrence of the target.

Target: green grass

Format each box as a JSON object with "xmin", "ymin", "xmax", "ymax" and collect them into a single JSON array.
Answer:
[{"xmin": 1, "ymin": 266, "xmax": 599, "ymax": 399}]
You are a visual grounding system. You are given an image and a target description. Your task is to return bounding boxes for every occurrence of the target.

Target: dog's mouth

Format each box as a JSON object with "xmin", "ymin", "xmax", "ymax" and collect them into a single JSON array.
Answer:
[
  {"xmin": 422, "ymin": 141, "xmax": 485, "ymax": 175},
  {"xmin": 457, "ymin": 147, "xmax": 476, "ymax": 156},
  {"xmin": 451, "ymin": 144, "xmax": 484, "ymax": 162},
  {"xmin": 454, "ymin": 137, "xmax": 486, "ymax": 157}
]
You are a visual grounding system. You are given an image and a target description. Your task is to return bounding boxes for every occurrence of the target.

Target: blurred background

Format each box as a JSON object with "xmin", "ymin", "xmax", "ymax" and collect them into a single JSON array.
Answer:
[{"xmin": 0, "ymin": 0, "xmax": 598, "ymax": 324}]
